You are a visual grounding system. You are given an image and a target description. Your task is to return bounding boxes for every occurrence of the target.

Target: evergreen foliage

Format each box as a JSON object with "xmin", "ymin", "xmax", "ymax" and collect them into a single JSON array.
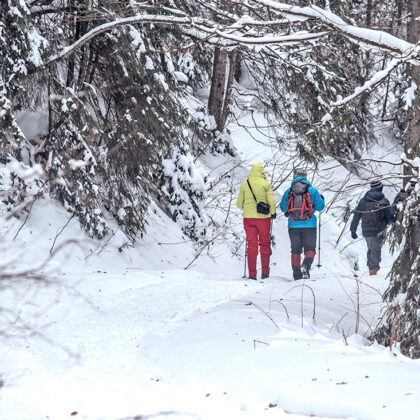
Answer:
[
  {"xmin": 0, "ymin": 1, "xmax": 46, "ymax": 150},
  {"xmin": 373, "ymin": 175, "xmax": 419, "ymax": 358}
]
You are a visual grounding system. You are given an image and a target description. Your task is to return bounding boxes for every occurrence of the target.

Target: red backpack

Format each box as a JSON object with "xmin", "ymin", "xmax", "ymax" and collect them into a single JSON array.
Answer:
[{"xmin": 287, "ymin": 181, "xmax": 313, "ymax": 221}]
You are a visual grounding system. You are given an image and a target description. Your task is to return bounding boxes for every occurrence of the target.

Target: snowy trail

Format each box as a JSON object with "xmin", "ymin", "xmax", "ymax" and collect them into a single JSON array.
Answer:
[
  {"xmin": 141, "ymin": 272, "xmax": 420, "ymax": 420},
  {"xmin": 1, "ymin": 106, "xmax": 417, "ymax": 419},
  {"xmin": 2, "ymin": 265, "xmax": 420, "ymax": 420}
]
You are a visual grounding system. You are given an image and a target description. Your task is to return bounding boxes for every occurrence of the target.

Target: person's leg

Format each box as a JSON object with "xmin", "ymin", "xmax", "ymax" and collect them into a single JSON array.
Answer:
[
  {"xmin": 365, "ymin": 236, "xmax": 381, "ymax": 273},
  {"xmin": 244, "ymin": 218, "xmax": 259, "ymax": 278},
  {"xmin": 368, "ymin": 236, "xmax": 382, "ymax": 271},
  {"xmin": 302, "ymin": 228, "xmax": 317, "ymax": 271},
  {"xmin": 365, "ymin": 237, "xmax": 372, "ymax": 269},
  {"xmin": 289, "ymin": 228, "xmax": 303, "ymax": 280},
  {"xmin": 257, "ymin": 218, "xmax": 271, "ymax": 277}
]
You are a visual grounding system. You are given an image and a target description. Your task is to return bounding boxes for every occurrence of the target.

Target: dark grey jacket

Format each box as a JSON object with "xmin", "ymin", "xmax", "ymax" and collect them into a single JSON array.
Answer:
[{"xmin": 350, "ymin": 189, "xmax": 394, "ymax": 237}]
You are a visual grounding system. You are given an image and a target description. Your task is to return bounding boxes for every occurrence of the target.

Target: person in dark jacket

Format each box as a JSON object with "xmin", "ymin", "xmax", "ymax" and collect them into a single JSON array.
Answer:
[
  {"xmin": 392, "ymin": 179, "xmax": 417, "ymax": 218},
  {"xmin": 350, "ymin": 180, "xmax": 393, "ymax": 275},
  {"xmin": 280, "ymin": 169, "xmax": 325, "ymax": 280}
]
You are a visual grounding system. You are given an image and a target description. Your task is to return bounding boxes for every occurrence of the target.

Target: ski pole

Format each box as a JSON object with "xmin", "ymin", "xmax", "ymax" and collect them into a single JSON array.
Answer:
[
  {"xmin": 268, "ymin": 219, "xmax": 273, "ymax": 269},
  {"xmin": 317, "ymin": 212, "xmax": 322, "ymax": 268},
  {"xmin": 242, "ymin": 239, "xmax": 248, "ymax": 278}
]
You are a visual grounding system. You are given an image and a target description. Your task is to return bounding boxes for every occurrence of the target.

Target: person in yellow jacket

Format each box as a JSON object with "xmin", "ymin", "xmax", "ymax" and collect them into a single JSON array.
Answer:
[{"xmin": 236, "ymin": 163, "xmax": 276, "ymax": 280}]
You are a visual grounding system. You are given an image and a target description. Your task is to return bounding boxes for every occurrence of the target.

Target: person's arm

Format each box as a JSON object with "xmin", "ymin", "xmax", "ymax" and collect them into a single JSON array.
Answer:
[
  {"xmin": 394, "ymin": 191, "xmax": 404, "ymax": 204},
  {"xmin": 266, "ymin": 183, "xmax": 276, "ymax": 215},
  {"xmin": 280, "ymin": 188, "xmax": 290, "ymax": 213},
  {"xmin": 311, "ymin": 187, "xmax": 325, "ymax": 212},
  {"xmin": 236, "ymin": 183, "xmax": 245, "ymax": 210},
  {"xmin": 383, "ymin": 198, "xmax": 394, "ymax": 225},
  {"xmin": 350, "ymin": 200, "xmax": 362, "ymax": 234},
  {"xmin": 391, "ymin": 191, "xmax": 405, "ymax": 219}
]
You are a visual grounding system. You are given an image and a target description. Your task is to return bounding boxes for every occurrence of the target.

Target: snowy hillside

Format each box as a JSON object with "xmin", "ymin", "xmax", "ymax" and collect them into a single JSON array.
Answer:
[{"xmin": 1, "ymin": 99, "xmax": 420, "ymax": 420}]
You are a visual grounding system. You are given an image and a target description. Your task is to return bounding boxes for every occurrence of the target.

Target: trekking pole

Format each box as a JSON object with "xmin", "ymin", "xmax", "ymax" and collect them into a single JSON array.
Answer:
[
  {"xmin": 242, "ymin": 240, "xmax": 248, "ymax": 278},
  {"xmin": 268, "ymin": 219, "xmax": 273, "ymax": 268},
  {"xmin": 317, "ymin": 212, "xmax": 322, "ymax": 268}
]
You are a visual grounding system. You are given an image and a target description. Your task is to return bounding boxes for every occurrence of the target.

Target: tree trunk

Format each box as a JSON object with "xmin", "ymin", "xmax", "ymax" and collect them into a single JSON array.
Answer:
[
  {"xmin": 208, "ymin": 47, "xmax": 228, "ymax": 131},
  {"xmin": 219, "ymin": 50, "xmax": 238, "ymax": 131},
  {"xmin": 366, "ymin": 0, "xmax": 373, "ymax": 27},
  {"xmin": 208, "ymin": 48, "xmax": 239, "ymax": 131}
]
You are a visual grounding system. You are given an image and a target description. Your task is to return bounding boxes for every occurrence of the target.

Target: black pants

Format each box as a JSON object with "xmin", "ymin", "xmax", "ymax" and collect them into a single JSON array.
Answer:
[
  {"xmin": 365, "ymin": 236, "xmax": 383, "ymax": 270},
  {"xmin": 288, "ymin": 228, "xmax": 317, "ymax": 279}
]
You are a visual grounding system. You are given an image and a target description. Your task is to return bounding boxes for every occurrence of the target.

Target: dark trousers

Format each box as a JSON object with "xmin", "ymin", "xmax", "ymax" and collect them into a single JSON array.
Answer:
[
  {"xmin": 365, "ymin": 236, "xmax": 383, "ymax": 270},
  {"xmin": 288, "ymin": 228, "xmax": 316, "ymax": 279}
]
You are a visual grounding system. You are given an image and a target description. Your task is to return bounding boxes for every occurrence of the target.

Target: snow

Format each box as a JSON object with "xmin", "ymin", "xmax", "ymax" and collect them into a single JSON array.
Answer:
[
  {"xmin": 210, "ymin": 29, "xmax": 328, "ymax": 46},
  {"xmin": 26, "ymin": 28, "xmax": 48, "ymax": 67},
  {"xmin": 403, "ymin": 82, "xmax": 418, "ymax": 110},
  {"xmin": 174, "ymin": 71, "xmax": 189, "ymax": 83},
  {"xmin": 1, "ymin": 95, "xmax": 420, "ymax": 420},
  {"xmin": 154, "ymin": 72, "xmax": 169, "ymax": 90}
]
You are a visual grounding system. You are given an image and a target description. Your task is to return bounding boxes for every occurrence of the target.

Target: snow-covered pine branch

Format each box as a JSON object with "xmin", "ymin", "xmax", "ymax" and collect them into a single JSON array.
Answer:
[
  {"xmin": 252, "ymin": 0, "xmax": 420, "ymax": 62},
  {"xmin": 44, "ymin": 1, "xmax": 419, "ymax": 68},
  {"xmin": 331, "ymin": 44, "xmax": 420, "ymax": 107},
  {"xmin": 45, "ymin": 12, "xmax": 327, "ymax": 66}
]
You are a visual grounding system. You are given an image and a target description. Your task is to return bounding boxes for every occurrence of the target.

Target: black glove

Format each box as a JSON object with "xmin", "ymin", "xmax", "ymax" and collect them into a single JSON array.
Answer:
[
  {"xmin": 271, "ymin": 213, "xmax": 277, "ymax": 220},
  {"xmin": 351, "ymin": 231, "xmax": 358, "ymax": 240}
]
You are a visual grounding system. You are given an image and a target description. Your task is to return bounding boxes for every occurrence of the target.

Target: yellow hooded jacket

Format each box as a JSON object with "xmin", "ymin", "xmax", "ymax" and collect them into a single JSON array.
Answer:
[{"xmin": 236, "ymin": 164, "xmax": 276, "ymax": 218}]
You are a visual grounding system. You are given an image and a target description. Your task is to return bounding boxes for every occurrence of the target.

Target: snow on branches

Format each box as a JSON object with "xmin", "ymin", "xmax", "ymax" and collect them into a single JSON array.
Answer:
[{"xmin": 45, "ymin": 1, "xmax": 419, "ymax": 68}]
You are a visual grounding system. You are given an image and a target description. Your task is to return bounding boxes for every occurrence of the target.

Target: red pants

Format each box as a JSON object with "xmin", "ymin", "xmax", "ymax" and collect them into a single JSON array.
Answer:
[{"xmin": 244, "ymin": 218, "xmax": 272, "ymax": 277}]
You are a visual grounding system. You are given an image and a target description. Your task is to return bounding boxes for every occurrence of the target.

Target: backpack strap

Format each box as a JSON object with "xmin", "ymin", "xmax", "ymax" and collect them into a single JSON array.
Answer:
[
  {"xmin": 247, "ymin": 180, "xmax": 258, "ymax": 203},
  {"xmin": 287, "ymin": 192, "xmax": 295, "ymax": 221},
  {"xmin": 303, "ymin": 192, "xmax": 313, "ymax": 220}
]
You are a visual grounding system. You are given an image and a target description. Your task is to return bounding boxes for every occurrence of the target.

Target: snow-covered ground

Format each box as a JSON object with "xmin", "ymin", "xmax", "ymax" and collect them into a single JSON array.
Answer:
[{"xmin": 1, "ymin": 109, "xmax": 419, "ymax": 420}]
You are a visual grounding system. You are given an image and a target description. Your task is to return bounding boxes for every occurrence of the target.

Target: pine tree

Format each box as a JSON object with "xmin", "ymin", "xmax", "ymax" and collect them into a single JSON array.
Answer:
[
  {"xmin": 372, "ymin": 0, "xmax": 420, "ymax": 358},
  {"xmin": 0, "ymin": 0, "xmax": 46, "ymax": 152}
]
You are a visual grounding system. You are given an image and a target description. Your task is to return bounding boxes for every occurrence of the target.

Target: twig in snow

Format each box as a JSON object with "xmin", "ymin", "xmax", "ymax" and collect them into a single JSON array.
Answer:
[
  {"xmin": 272, "ymin": 300, "xmax": 290, "ymax": 320},
  {"xmin": 50, "ymin": 215, "xmax": 75, "ymax": 254},
  {"xmin": 330, "ymin": 312, "xmax": 349, "ymax": 333},
  {"xmin": 254, "ymin": 339, "xmax": 269, "ymax": 349},
  {"xmin": 246, "ymin": 301, "xmax": 279, "ymax": 329},
  {"xmin": 13, "ymin": 199, "xmax": 35, "ymax": 241},
  {"xmin": 342, "ymin": 329, "xmax": 349, "ymax": 345},
  {"xmin": 284, "ymin": 283, "xmax": 316, "ymax": 325},
  {"xmin": 118, "ymin": 410, "xmax": 200, "ymax": 419}
]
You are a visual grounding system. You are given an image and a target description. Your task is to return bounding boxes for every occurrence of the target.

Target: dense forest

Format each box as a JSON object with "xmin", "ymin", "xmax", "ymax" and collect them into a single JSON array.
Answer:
[{"xmin": 0, "ymin": 0, "xmax": 419, "ymax": 392}]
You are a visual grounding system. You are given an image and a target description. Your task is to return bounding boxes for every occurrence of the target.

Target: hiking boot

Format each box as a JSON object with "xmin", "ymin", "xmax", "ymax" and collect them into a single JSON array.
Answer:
[
  {"xmin": 301, "ymin": 265, "xmax": 310, "ymax": 279},
  {"xmin": 292, "ymin": 265, "xmax": 302, "ymax": 281},
  {"xmin": 369, "ymin": 269, "xmax": 378, "ymax": 276},
  {"xmin": 248, "ymin": 276, "xmax": 257, "ymax": 280},
  {"xmin": 261, "ymin": 273, "xmax": 269, "ymax": 279}
]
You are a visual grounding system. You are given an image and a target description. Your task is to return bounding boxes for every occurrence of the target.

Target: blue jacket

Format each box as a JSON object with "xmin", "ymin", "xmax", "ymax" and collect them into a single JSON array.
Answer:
[
  {"xmin": 391, "ymin": 189, "xmax": 405, "ymax": 218},
  {"xmin": 350, "ymin": 189, "xmax": 393, "ymax": 237},
  {"xmin": 280, "ymin": 177, "xmax": 325, "ymax": 228}
]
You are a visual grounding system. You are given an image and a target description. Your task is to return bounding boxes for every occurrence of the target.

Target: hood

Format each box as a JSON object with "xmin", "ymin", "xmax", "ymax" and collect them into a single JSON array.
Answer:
[
  {"xmin": 291, "ymin": 176, "xmax": 310, "ymax": 186},
  {"xmin": 249, "ymin": 163, "xmax": 266, "ymax": 179},
  {"xmin": 364, "ymin": 189, "xmax": 384, "ymax": 202}
]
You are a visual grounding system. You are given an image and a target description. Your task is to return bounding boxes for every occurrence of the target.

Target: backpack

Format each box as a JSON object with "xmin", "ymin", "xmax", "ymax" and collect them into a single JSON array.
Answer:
[
  {"xmin": 287, "ymin": 181, "xmax": 313, "ymax": 221},
  {"xmin": 361, "ymin": 200, "xmax": 384, "ymax": 228}
]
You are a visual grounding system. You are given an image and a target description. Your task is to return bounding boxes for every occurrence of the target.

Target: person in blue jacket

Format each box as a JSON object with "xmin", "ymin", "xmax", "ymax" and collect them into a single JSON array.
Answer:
[
  {"xmin": 280, "ymin": 169, "xmax": 325, "ymax": 280},
  {"xmin": 392, "ymin": 179, "xmax": 417, "ymax": 219}
]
